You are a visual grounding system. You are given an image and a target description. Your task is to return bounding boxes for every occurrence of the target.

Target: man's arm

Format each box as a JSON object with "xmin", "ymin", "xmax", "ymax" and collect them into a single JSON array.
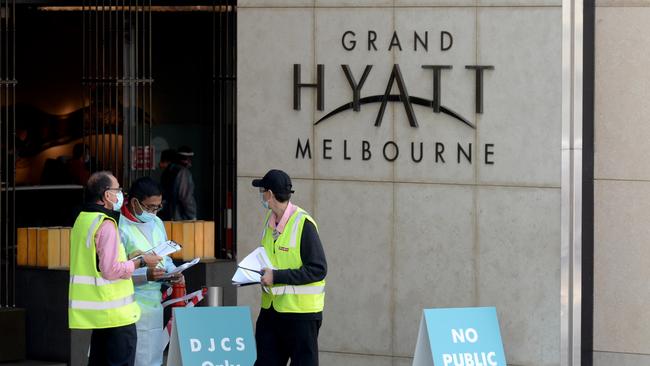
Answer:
[
  {"xmin": 272, "ymin": 220, "xmax": 327, "ymax": 285},
  {"xmin": 95, "ymin": 221, "xmax": 136, "ymax": 280}
]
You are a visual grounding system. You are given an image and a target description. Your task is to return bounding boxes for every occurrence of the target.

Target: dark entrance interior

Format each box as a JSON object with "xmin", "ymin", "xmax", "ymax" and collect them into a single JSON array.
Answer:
[{"xmin": 0, "ymin": 1, "xmax": 236, "ymax": 362}]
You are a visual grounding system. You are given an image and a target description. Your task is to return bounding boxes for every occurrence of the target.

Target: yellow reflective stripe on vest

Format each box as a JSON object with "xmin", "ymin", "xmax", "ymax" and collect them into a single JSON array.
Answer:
[
  {"xmin": 70, "ymin": 275, "xmax": 121, "ymax": 286},
  {"xmin": 288, "ymin": 211, "xmax": 305, "ymax": 248},
  {"xmin": 267, "ymin": 285, "xmax": 325, "ymax": 296},
  {"xmin": 70, "ymin": 294, "xmax": 136, "ymax": 310}
]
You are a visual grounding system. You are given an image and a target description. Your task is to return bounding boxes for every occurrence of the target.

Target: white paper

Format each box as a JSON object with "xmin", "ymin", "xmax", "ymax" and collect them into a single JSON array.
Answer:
[
  {"xmin": 152, "ymin": 240, "xmax": 182, "ymax": 257},
  {"xmin": 231, "ymin": 247, "xmax": 274, "ymax": 285},
  {"xmin": 168, "ymin": 257, "xmax": 200, "ymax": 275},
  {"xmin": 134, "ymin": 240, "xmax": 181, "ymax": 260}
]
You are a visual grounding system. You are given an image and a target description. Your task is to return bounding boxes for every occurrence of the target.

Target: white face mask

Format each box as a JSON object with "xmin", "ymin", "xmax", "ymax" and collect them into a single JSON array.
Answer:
[
  {"xmin": 260, "ymin": 191, "xmax": 269, "ymax": 210},
  {"xmin": 109, "ymin": 191, "xmax": 124, "ymax": 212}
]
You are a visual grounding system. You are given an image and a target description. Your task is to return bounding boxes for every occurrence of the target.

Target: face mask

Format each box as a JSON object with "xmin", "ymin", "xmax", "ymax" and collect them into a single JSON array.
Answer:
[
  {"xmin": 260, "ymin": 191, "xmax": 269, "ymax": 210},
  {"xmin": 111, "ymin": 191, "xmax": 124, "ymax": 212},
  {"xmin": 136, "ymin": 210, "xmax": 156, "ymax": 223}
]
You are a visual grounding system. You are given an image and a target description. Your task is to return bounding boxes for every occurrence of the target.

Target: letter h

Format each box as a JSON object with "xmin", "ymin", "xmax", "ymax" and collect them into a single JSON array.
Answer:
[{"xmin": 294, "ymin": 64, "xmax": 325, "ymax": 111}]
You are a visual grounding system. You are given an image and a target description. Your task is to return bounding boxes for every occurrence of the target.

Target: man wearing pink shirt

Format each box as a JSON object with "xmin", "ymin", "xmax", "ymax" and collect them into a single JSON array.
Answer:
[
  {"xmin": 68, "ymin": 171, "xmax": 160, "ymax": 366},
  {"xmin": 252, "ymin": 169, "xmax": 327, "ymax": 366}
]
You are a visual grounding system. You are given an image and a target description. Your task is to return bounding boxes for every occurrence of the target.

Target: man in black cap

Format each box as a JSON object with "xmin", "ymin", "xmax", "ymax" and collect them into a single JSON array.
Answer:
[
  {"xmin": 252, "ymin": 169, "xmax": 327, "ymax": 366},
  {"xmin": 160, "ymin": 146, "xmax": 197, "ymax": 220}
]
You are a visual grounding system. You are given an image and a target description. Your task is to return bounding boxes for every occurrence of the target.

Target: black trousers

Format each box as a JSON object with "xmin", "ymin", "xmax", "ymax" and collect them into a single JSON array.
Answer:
[
  {"xmin": 254, "ymin": 310, "xmax": 322, "ymax": 366},
  {"xmin": 88, "ymin": 323, "xmax": 137, "ymax": 366}
]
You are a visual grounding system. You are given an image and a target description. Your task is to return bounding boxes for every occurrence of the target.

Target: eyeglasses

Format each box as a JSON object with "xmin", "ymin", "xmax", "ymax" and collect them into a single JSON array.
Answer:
[
  {"xmin": 259, "ymin": 188, "xmax": 268, "ymax": 193},
  {"xmin": 135, "ymin": 199, "xmax": 162, "ymax": 213},
  {"xmin": 104, "ymin": 187, "xmax": 122, "ymax": 193}
]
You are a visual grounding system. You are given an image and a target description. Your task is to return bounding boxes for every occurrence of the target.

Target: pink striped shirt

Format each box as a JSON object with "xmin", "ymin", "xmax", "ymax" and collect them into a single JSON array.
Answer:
[
  {"xmin": 95, "ymin": 220, "xmax": 135, "ymax": 280},
  {"xmin": 268, "ymin": 201, "xmax": 297, "ymax": 234}
]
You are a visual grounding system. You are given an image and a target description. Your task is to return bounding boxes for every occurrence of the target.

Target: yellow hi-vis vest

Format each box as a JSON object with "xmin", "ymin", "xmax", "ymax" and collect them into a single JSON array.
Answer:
[
  {"xmin": 69, "ymin": 212, "xmax": 141, "ymax": 329},
  {"xmin": 261, "ymin": 207, "xmax": 325, "ymax": 313}
]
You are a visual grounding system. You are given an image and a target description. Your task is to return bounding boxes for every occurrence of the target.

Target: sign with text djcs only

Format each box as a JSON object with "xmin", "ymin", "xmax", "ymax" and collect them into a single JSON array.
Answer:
[
  {"xmin": 413, "ymin": 307, "xmax": 506, "ymax": 366},
  {"xmin": 167, "ymin": 307, "xmax": 256, "ymax": 366}
]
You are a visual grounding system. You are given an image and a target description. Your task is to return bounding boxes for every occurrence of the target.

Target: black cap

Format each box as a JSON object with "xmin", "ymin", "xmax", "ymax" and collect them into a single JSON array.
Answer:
[{"xmin": 252, "ymin": 169, "xmax": 294, "ymax": 194}]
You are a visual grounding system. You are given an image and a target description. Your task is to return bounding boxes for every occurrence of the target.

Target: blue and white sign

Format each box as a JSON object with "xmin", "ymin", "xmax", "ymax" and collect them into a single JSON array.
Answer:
[
  {"xmin": 167, "ymin": 307, "xmax": 256, "ymax": 366},
  {"xmin": 412, "ymin": 307, "xmax": 506, "ymax": 366}
]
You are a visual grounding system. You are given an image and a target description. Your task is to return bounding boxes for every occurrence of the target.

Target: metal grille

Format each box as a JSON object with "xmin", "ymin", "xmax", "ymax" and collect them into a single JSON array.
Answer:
[
  {"xmin": 82, "ymin": 0, "xmax": 153, "ymax": 188},
  {"xmin": 212, "ymin": 0, "xmax": 236, "ymax": 259},
  {"xmin": 0, "ymin": 0, "xmax": 16, "ymax": 308}
]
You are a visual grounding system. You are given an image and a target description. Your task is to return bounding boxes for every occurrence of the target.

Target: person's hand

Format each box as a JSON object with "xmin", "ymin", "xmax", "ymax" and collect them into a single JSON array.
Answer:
[
  {"xmin": 169, "ymin": 273, "xmax": 185, "ymax": 284},
  {"xmin": 142, "ymin": 253, "xmax": 162, "ymax": 268},
  {"xmin": 128, "ymin": 250, "xmax": 143, "ymax": 260},
  {"xmin": 260, "ymin": 268, "xmax": 273, "ymax": 286},
  {"xmin": 147, "ymin": 268, "xmax": 166, "ymax": 281}
]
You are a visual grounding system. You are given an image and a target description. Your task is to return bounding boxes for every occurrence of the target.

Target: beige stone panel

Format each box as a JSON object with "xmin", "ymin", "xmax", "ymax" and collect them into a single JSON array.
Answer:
[
  {"xmin": 317, "ymin": 0, "xmax": 393, "ymax": 6},
  {"xmin": 395, "ymin": 0, "xmax": 477, "ymax": 5},
  {"xmin": 236, "ymin": 176, "xmax": 268, "ymax": 317},
  {"xmin": 479, "ymin": 0, "xmax": 560, "ymax": 5},
  {"xmin": 314, "ymin": 180, "xmax": 394, "ymax": 355},
  {"xmin": 594, "ymin": 7, "xmax": 650, "ymax": 180},
  {"xmin": 392, "ymin": 357, "xmax": 414, "ymax": 366},
  {"xmin": 238, "ymin": 0, "xmax": 314, "ymax": 7},
  {"xmin": 393, "ymin": 183, "xmax": 476, "ymax": 356},
  {"xmin": 593, "ymin": 351, "xmax": 650, "ymax": 366},
  {"xmin": 393, "ymin": 7, "xmax": 477, "ymax": 184},
  {"xmin": 314, "ymin": 8, "xmax": 395, "ymax": 181},
  {"xmin": 594, "ymin": 180, "xmax": 650, "ymax": 354},
  {"xmin": 477, "ymin": 7, "xmax": 562, "ymax": 187},
  {"xmin": 477, "ymin": 186, "xmax": 561, "ymax": 366},
  {"xmin": 319, "ymin": 352, "xmax": 393, "ymax": 366},
  {"xmin": 237, "ymin": 8, "xmax": 315, "ymax": 179},
  {"xmin": 596, "ymin": 0, "xmax": 650, "ymax": 6}
]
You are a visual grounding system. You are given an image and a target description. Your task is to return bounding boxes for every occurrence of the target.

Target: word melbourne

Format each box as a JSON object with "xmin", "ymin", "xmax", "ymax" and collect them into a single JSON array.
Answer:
[{"xmin": 292, "ymin": 29, "xmax": 496, "ymax": 165}]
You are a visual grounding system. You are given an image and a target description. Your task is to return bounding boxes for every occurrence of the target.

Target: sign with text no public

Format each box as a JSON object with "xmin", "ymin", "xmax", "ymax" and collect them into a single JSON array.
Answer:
[
  {"xmin": 167, "ymin": 307, "xmax": 256, "ymax": 366},
  {"xmin": 413, "ymin": 307, "xmax": 506, "ymax": 366}
]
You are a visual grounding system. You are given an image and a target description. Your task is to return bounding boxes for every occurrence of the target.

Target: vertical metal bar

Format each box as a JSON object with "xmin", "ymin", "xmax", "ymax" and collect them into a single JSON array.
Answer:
[
  {"xmin": 90, "ymin": 1, "xmax": 100, "ymax": 170},
  {"xmin": 82, "ymin": 0, "xmax": 87, "ymax": 176},
  {"xmin": 129, "ymin": 0, "xmax": 140, "ymax": 185},
  {"xmin": 107, "ymin": 0, "xmax": 111, "ymax": 172},
  {"xmin": 230, "ymin": 0, "xmax": 237, "ymax": 258},
  {"xmin": 127, "ymin": 0, "xmax": 132, "ymax": 186},
  {"xmin": 217, "ymin": 0, "xmax": 224, "ymax": 257},
  {"xmin": 102, "ymin": 0, "xmax": 106, "ymax": 170},
  {"xmin": 1, "ymin": 0, "xmax": 5, "ymax": 307},
  {"xmin": 147, "ymin": 0, "xmax": 152, "ymax": 176},
  {"xmin": 212, "ymin": 0, "xmax": 216, "ymax": 229},
  {"xmin": 11, "ymin": 0, "xmax": 15, "ymax": 306},
  {"xmin": 4, "ymin": 0, "xmax": 9, "ymax": 306},
  {"xmin": 561, "ymin": 1, "xmax": 584, "ymax": 365},
  {"xmin": 115, "ymin": 0, "xmax": 120, "ymax": 178},
  {"xmin": 224, "ymin": 1, "xmax": 231, "ymax": 259},
  {"xmin": 11, "ymin": 0, "xmax": 18, "ymax": 307}
]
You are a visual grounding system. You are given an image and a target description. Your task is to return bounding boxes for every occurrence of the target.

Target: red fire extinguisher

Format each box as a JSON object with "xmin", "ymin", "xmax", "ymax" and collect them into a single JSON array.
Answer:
[{"xmin": 169, "ymin": 282, "xmax": 187, "ymax": 307}]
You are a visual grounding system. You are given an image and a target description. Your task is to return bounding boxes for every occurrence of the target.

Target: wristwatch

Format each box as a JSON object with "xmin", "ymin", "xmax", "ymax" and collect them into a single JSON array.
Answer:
[{"xmin": 138, "ymin": 257, "xmax": 146, "ymax": 268}]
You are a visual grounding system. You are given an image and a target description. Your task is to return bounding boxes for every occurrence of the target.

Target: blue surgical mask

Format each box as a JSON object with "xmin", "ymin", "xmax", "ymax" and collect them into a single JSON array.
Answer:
[
  {"xmin": 135, "ymin": 210, "xmax": 156, "ymax": 223},
  {"xmin": 112, "ymin": 191, "xmax": 124, "ymax": 212},
  {"xmin": 260, "ymin": 191, "xmax": 269, "ymax": 210}
]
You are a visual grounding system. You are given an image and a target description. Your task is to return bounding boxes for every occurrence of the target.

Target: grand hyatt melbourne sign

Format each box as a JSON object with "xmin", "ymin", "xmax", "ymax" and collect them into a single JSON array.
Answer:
[{"xmin": 292, "ymin": 30, "xmax": 496, "ymax": 165}]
